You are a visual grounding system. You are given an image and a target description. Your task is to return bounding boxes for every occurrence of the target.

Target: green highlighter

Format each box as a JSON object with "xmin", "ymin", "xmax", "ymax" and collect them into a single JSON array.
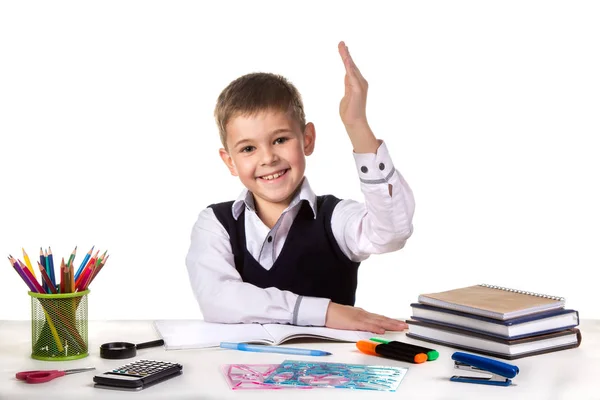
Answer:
[{"xmin": 370, "ymin": 338, "xmax": 440, "ymax": 361}]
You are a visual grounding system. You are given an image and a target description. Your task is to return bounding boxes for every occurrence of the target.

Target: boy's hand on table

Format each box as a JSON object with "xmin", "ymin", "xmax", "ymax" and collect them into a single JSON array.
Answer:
[{"xmin": 325, "ymin": 302, "xmax": 408, "ymax": 334}]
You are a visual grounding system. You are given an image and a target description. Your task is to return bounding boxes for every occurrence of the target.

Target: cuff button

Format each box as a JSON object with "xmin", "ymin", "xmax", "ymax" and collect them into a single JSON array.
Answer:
[
  {"xmin": 360, "ymin": 166, "xmax": 368, "ymax": 173},
  {"xmin": 379, "ymin": 163, "xmax": 385, "ymax": 171}
]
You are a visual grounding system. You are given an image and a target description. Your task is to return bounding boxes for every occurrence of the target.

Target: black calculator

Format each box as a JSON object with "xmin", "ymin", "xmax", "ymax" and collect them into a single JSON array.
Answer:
[{"xmin": 93, "ymin": 359, "xmax": 183, "ymax": 391}]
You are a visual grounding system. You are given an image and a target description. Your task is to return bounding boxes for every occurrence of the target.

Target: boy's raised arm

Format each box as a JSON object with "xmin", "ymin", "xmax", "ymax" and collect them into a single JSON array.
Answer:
[
  {"xmin": 322, "ymin": 42, "xmax": 412, "ymax": 334},
  {"xmin": 334, "ymin": 41, "xmax": 414, "ymax": 260}
]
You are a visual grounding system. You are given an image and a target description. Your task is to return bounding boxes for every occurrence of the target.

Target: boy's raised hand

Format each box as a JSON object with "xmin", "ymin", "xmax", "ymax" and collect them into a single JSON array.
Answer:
[
  {"xmin": 325, "ymin": 302, "xmax": 408, "ymax": 334},
  {"xmin": 338, "ymin": 41, "xmax": 368, "ymax": 128},
  {"xmin": 338, "ymin": 41, "xmax": 379, "ymax": 154}
]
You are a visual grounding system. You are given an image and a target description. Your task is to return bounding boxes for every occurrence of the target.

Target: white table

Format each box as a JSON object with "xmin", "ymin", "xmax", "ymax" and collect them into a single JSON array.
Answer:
[{"xmin": 1, "ymin": 320, "xmax": 599, "ymax": 399}]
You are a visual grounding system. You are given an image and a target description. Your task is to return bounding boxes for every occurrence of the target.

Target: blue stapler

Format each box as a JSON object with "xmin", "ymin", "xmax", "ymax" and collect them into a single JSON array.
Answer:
[{"xmin": 450, "ymin": 352, "xmax": 519, "ymax": 386}]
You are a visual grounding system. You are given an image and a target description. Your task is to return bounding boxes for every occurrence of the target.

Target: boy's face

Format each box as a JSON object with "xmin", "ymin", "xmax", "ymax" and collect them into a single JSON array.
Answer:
[{"xmin": 219, "ymin": 110, "xmax": 315, "ymax": 209}]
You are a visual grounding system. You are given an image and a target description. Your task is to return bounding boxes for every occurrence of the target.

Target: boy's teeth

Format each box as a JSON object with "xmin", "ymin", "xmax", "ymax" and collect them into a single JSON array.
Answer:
[{"xmin": 261, "ymin": 170, "xmax": 285, "ymax": 180}]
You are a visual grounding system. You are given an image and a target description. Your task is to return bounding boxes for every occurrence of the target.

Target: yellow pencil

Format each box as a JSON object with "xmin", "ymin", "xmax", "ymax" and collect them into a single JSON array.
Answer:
[
  {"xmin": 22, "ymin": 248, "xmax": 36, "ymax": 278},
  {"xmin": 42, "ymin": 309, "xmax": 64, "ymax": 352}
]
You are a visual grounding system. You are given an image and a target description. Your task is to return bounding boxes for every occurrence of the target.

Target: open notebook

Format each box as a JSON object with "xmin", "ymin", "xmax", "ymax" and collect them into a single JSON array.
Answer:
[{"xmin": 153, "ymin": 320, "xmax": 373, "ymax": 350}]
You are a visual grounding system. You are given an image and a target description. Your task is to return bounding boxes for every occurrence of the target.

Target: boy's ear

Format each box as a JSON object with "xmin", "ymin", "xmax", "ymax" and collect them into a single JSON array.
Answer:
[
  {"xmin": 219, "ymin": 148, "xmax": 238, "ymax": 176},
  {"xmin": 303, "ymin": 122, "xmax": 316, "ymax": 156}
]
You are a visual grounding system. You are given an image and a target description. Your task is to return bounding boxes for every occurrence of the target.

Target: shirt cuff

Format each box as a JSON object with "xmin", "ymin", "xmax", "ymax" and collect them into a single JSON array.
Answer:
[
  {"xmin": 353, "ymin": 140, "xmax": 396, "ymax": 184},
  {"xmin": 293, "ymin": 296, "xmax": 331, "ymax": 326}
]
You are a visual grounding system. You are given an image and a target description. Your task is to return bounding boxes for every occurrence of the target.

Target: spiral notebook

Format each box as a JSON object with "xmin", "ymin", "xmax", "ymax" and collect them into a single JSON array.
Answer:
[{"xmin": 417, "ymin": 284, "xmax": 566, "ymax": 321}]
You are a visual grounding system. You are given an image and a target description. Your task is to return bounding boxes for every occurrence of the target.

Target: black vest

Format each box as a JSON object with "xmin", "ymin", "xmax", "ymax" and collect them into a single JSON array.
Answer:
[{"xmin": 210, "ymin": 195, "xmax": 360, "ymax": 306}]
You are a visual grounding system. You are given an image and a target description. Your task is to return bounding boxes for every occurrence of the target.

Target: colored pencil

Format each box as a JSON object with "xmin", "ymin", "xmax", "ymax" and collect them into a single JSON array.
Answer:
[
  {"xmin": 74, "ymin": 247, "xmax": 96, "ymax": 289},
  {"xmin": 67, "ymin": 246, "xmax": 77, "ymax": 268},
  {"xmin": 8, "ymin": 256, "xmax": 37, "ymax": 292},
  {"xmin": 21, "ymin": 248, "xmax": 35, "ymax": 278},
  {"xmin": 47, "ymin": 247, "xmax": 56, "ymax": 288},
  {"xmin": 44, "ymin": 249, "xmax": 50, "ymax": 292},
  {"xmin": 37, "ymin": 261, "xmax": 57, "ymax": 294},
  {"xmin": 69, "ymin": 260, "xmax": 74, "ymax": 293},
  {"xmin": 74, "ymin": 245, "xmax": 94, "ymax": 281},
  {"xmin": 75, "ymin": 268, "xmax": 91, "ymax": 292},
  {"xmin": 12, "ymin": 257, "xmax": 45, "ymax": 293},
  {"xmin": 73, "ymin": 265, "xmax": 88, "ymax": 290},
  {"xmin": 39, "ymin": 248, "xmax": 47, "ymax": 292},
  {"xmin": 41, "ymin": 308, "xmax": 64, "ymax": 352},
  {"xmin": 79, "ymin": 263, "xmax": 95, "ymax": 291},
  {"xmin": 88, "ymin": 249, "xmax": 99, "ymax": 267},
  {"xmin": 96, "ymin": 250, "xmax": 106, "ymax": 267},
  {"xmin": 85, "ymin": 254, "xmax": 108, "ymax": 289},
  {"xmin": 39, "ymin": 248, "xmax": 45, "ymax": 268},
  {"xmin": 60, "ymin": 257, "xmax": 66, "ymax": 293}
]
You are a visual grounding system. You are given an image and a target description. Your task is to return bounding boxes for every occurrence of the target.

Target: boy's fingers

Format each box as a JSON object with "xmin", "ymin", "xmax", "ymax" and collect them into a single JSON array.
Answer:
[
  {"xmin": 369, "ymin": 314, "xmax": 408, "ymax": 331},
  {"xmin": 338, "ymin": 42, "xmax": 350, "ymax": 70},
  {"xmin": 338, "ymin": 40, "xmax": 349, "ymax": 62},
  {"xmin": 359, "ymin": 322, "xmax": 386, "ymax": 335},
  {"xmin": 343, "ymin": 43, "xmax": 365, "ymax": 79},
  {"xmin": 339, "ymin": 41, "xmax": 361, "ymax": 82},
  {"xmin": 386, "ymin": 320, "xmax": 409, "ymax": 331}
]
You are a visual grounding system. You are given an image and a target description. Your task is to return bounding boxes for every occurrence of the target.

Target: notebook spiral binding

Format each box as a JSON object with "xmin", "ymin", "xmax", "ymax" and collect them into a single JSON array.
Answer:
[{"xmin": 479, "ymin": 284, "xmax": 565, "ymax": 301}]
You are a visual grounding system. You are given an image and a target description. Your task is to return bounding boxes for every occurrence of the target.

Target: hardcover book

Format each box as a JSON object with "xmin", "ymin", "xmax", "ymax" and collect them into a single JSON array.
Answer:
[
  {"xmin": 410, "ymin": 303, "xmax": 579, "ymax": 339},
  {"xmin": 406, "ymin": 319, "xmax": 581, "ymax": 360}
]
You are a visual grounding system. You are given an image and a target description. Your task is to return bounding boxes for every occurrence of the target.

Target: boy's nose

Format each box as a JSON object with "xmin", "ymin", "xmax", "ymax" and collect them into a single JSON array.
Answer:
[{"xmin": 260, "ymin": 148, "xmax": 279, "ymax": 165}]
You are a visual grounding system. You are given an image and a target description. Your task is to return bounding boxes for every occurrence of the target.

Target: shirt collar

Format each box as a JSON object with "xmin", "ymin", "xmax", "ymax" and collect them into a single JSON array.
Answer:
[{"xmin": 231, "ymin": 177, "xmax": 318, "ymax": 220}]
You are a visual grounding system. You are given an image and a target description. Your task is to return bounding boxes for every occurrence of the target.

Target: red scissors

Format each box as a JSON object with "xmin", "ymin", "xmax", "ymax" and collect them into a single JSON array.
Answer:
[{"xmin": 16, "ymin": 367, "xmax": 95, "ymax": 384}]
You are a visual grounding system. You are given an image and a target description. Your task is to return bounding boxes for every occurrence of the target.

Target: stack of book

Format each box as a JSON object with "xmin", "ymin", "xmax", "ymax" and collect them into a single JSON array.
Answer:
[{"xmin": 406, "ymin": 284, "xmax": 581, "ymax": 360}]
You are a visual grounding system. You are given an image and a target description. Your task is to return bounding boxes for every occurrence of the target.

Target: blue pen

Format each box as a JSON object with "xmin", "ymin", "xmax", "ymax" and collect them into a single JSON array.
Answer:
[{"xmin": 220, "ymin": 342, "xmax": 331, "ymax": 356}]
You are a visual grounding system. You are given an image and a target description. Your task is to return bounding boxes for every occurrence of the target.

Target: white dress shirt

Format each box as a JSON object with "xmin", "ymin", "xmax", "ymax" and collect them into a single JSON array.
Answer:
[{"xmin": 185, "ymin": 141, "xmax": 415, "ymax": 326}]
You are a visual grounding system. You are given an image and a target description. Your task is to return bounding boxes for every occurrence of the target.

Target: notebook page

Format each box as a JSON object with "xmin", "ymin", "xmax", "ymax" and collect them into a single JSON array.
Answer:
[
  {"xmin": 153, "ymin": 320, "xmax": 273, "ymax": 349},
  {"xmin": 262, "ymin": 324, "xmax": 372, "ymax": 345}
]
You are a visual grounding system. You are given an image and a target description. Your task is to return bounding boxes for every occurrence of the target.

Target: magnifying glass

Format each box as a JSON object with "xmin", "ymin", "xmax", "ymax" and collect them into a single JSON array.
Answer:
[{"xmin": 100, "ymin": 339, "xmax": 165, "ymax": 359}]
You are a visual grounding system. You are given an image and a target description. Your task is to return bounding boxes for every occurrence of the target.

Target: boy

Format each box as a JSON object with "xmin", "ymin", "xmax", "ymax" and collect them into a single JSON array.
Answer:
[{"xmin": 185, "ymin": 42, "xmax": 415, "ymax": 334}]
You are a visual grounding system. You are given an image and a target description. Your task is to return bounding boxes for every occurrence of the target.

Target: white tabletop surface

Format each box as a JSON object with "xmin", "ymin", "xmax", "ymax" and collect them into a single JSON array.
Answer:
[{"xmin": 1, "ymin": 319, "xmax": 599, "ymax": 400}]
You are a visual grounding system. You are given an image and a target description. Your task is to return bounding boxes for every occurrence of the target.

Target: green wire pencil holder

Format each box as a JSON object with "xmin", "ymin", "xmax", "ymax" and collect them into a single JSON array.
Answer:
[{"xmin": 29, "ymin": 290, "xmax": 90, "ymax": 361}]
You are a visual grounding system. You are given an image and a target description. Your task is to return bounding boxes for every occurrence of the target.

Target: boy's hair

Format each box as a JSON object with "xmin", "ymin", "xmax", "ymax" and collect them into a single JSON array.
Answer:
[{"xmin": 214, "ymin": 72, "xmax": 306, "ymax": 149}]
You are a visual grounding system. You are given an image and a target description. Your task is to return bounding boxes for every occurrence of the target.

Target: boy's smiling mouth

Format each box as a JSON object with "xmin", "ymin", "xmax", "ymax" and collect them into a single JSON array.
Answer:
[{"xmin": 258, "ymin": 169, "xmax": 289, "ymax": 181}]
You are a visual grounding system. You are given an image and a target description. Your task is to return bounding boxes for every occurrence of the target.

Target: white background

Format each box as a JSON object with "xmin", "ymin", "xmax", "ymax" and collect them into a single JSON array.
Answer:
[{"xmin": 1, "ymin": 1, "xmax": 598, "ymax": 321}]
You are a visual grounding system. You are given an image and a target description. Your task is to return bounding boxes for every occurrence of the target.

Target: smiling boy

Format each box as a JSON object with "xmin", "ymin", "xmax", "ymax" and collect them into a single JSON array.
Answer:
[{"xmin": 185, "ymin": 42, "xmax": 415, "ymax": 334}]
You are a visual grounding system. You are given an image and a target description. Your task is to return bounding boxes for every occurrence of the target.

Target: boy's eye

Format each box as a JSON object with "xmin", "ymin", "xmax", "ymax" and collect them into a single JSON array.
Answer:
[
  {"xmin": 274, "ymin": 137, "xmax": 288, "ymax": 145},
  {"xmin": 240, "ymin": 146, "xmax": 255, "ymax": 153}
]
